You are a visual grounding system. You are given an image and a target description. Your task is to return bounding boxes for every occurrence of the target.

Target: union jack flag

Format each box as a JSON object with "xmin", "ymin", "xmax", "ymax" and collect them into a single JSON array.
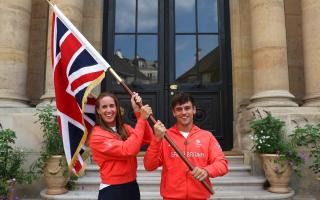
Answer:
[{"xmin": 51, "ymin": 5, "xmax": 109, "ymax": 175}]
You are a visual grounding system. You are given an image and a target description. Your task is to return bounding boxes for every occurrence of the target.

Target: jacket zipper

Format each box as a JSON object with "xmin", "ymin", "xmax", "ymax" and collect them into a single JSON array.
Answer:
[{"xmin": 185, "ymin": 138, "xmax": 189, "ymax": 200}]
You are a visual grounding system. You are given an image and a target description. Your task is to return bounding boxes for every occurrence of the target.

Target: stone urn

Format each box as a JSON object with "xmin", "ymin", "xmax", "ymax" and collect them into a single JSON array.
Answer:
[
  {"xmin": 44, "ymin": 155, "xmax": 68, "ymax": 195},
  {"xmin": 260, "ymin": 154, "xmax": 292, "ymax": 193}
]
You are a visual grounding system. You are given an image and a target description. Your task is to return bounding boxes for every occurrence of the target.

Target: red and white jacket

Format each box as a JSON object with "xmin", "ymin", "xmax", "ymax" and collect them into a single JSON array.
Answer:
[
  {"xmin": 90, "ymin": 114, "xmax": 153, "ymax": 185},
  {"xmin": 144, "ymin": 124, "xmax": 228, "ymax": 200}
]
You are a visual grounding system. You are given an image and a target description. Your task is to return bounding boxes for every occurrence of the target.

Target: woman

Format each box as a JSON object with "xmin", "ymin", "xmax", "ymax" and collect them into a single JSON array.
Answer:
[{"xmin": 89, "ymin": 92, "xmax": 153, "ymax": 200}]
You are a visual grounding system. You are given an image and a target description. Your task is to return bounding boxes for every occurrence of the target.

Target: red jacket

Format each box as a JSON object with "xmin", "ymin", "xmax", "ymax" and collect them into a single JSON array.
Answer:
[
  {"xmin": 90, "ymin": 115, "xmax": 153, "ymax": 185},
  {"xmin": 144, "ymin": 124, "xmax": 228, "ymax": 200}
]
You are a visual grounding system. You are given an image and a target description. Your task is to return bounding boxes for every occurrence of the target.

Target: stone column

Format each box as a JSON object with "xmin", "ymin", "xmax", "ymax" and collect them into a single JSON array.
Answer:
[
  {"xmin": 82, "ymin": 0, "xmax": 104, "ymax": 96},
  {"xmin": 248, "ymin": 0, "xmax": 297, "ymax": 108},
  {"xmin": 0, "ymin": 0, "xmax": 32, "ymax": 107},
  {"xmin": 27, "ymin": 0, "xmax": 49, "ymax": 106},
  {"xmin": 40, "ymin": 0, "xmax": 84, "ymax": 104},
  {"xmin": 301, "ymin": 0, "xmax": 320, "ymax": 106}
]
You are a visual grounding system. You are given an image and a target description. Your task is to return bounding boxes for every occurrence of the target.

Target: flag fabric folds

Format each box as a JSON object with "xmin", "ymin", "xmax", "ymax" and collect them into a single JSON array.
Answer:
[{"xmin": 51, "ymin": 5, "xmax": 109, "ymax": 175}]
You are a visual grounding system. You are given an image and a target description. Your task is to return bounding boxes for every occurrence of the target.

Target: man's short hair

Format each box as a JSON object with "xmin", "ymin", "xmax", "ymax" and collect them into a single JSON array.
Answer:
[{"xmin": 171, "ymin": 92, "xmax": 195, "ymax": 109}]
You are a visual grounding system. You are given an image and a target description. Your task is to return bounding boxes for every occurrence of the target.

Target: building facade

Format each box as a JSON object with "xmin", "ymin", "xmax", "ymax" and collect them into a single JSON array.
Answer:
[{"xmin": 0, "ymin": 0, "xmax": 319, "ymax": 198}]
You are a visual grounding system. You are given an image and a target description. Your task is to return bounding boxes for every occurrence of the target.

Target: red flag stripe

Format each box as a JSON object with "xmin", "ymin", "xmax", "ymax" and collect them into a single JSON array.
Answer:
[{"xmin": 70, "ymin": 71, "xmax": 104, "ymax": 91}]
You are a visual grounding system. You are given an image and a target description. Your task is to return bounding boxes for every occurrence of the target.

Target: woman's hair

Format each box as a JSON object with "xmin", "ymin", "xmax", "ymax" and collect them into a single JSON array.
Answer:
[{"xmin": 95, "ymin": 92, "xmax": 128, "ymax": 141}]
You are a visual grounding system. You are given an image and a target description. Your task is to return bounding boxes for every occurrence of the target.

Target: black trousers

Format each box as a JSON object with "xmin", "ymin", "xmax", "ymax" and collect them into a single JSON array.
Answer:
[{"xmin": 98, "ymin": 180, "xmax": 140, "ymax": 200}]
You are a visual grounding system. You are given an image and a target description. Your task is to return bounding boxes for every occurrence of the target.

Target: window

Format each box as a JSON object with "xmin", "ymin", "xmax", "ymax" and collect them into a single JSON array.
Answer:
[
  {"xmin": 175, "ymin": 0, "xmax": 220, "ymax": 84},
  {"xmin": 113, "ymin": 0, "xmax": 159, "ymax": 85}
]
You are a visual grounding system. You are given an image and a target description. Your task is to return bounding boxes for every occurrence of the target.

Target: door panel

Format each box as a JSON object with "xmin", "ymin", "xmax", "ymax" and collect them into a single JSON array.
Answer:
[{"xmin": 116, "ymin": 92, "xmax": 162, "ymax": 127}]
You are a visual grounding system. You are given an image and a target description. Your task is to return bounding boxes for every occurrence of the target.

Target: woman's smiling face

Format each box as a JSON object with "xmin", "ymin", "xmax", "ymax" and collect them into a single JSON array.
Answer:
[{"xmin": 97, "ymin": 96, "xmax": 117, "ymax": 127}]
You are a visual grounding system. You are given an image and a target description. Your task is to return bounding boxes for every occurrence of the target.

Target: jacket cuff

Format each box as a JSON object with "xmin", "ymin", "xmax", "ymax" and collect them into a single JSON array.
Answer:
[
  {"xmin": 135, "ymin": 111, "xmax": 141, "ymax": 118},
  {"xmin": 203, "ymin": 166, "xmax": 214, "ymax": 177},
  {"xmin": 151, "ymin": 136, "xmax": 163, "ymax": 144}
]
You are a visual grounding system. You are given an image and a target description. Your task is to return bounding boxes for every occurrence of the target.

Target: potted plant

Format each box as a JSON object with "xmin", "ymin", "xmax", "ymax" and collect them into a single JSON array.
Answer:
[
  {"xmin": 30, "ymin": 104, "xmax": 68, "ymax": 195},
  {"xmin": 250, "ymin": 110, "xmax": 305, "ymax": 193},
  {"xmin": 0, "ymin": 126, "xmax": 35, "ymax": 199},
  {"xmin": 290, "ymin": 123, "xmax": 320, "ymax": 180}
]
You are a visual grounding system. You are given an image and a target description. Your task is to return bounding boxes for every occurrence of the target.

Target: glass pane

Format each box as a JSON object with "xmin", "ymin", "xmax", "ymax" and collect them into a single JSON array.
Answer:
[
  {"xmin": 198, "ymin": 35, "xmax": 219, "ymax": 59},
  {"xmin": 198, "ymin": 0, "xmax": 218, "ymax": 33},
  {"xmin": 198, "ymin": 35, "xmax": 220, "ymax": 84},
  {"xmin": 114, "ymin": 35, "xmax": 136, "ymax": 84},
  {"xmin": 175, "ymin": 35, "xmax": 196, "ymax": 81},
  {"xmin": 175, "ymin": 0, "xmax": 196, "ymax": 33},
  {"xmin": 114, "ymin": 35, "xmax": 135, "ymax": 59},
  {"xmin": 138, "ymin": 0, "xmax": 158, "ymax": 32},
  {"xmin": 115, "ymin": 0, "xmax": 136, "ymax": 33},
  {"xmin": 136, "ymin": 35, "xmax": 158, "ymax": 84}
]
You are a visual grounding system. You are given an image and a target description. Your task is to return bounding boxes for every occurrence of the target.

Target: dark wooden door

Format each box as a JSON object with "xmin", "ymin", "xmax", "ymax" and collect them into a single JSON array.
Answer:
[{"xmin": 102, "ymin": 0, "xmax": 233, "ymax": 150}]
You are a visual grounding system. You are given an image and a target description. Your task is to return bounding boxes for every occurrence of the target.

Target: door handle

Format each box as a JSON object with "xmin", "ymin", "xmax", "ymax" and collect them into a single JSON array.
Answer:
[
  {"xmin": 169, "ymin": 84, "xmax": 178, "ymax": 96},
  {"xmin": 170, "ymin": 84, "xmax": 178, "ymax": 90}
]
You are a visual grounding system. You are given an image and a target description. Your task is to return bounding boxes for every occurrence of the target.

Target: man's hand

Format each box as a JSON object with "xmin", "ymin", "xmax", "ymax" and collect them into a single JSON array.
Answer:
[
  {"xmin": 153, "ymin": 120, "xmax": 166, "ymax": 141},
  {"xmin": 192, "ymin": 167, "xmax": 208, "ymax": 181}
]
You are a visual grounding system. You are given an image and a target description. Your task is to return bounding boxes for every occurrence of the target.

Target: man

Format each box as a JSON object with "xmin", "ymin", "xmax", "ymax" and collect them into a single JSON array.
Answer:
[{"xmin": 144, "ymin": 92, "xmax": 228, "ymax": 200}]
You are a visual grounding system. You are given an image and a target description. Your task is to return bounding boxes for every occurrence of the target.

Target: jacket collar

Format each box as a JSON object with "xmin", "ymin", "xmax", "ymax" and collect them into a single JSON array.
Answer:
[{"xmin": 169, "ymin": 124, "xmax": 201, "ymax": 137}]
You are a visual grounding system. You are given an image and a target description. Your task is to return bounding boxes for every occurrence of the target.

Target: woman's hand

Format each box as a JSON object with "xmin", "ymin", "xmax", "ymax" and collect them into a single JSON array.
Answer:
[
  {"xmin": 140, "ymin": 104, "xmax": 152, "ymax": 119},
  {"xmin": 153, "ymin": 120, "xmax": 166, "ymax": 141},
  {"xmin": 131, "ymin": 92, "xmax": 142, "ymax": 113}
]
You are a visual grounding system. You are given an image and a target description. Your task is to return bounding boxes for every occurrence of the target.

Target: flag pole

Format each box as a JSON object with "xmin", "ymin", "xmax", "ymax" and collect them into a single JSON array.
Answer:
[
  {"xmin": 46, "ymin": 0, "xmax": 54, "ymax": 7},
  {"xmin": 46, "ymin": 0, "xmax": 213, "ymax": 195},
  {"xmin": 108, "ymin": 68, "xmax": 214, "ymax": 195}
]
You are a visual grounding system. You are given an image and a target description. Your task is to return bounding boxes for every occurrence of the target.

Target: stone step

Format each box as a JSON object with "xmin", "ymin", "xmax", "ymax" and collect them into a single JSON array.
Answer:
[
  {"xmin": 85, "ymin": 164, "xmax": 252, "ymax": 177},
  {"xmin": 40, "ymin": 152, "xmax": 296, "ymax": 200},
  {"xmin": 40, "ymin": 189, "xmax": 295, "ymax": 200},
  {"xmin": 74, "ymin": 176, "xmax": 266, "ymax": 192}
]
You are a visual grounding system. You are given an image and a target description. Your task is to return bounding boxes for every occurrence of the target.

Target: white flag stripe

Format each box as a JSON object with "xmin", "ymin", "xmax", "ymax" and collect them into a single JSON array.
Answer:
[
  {"xmin": 59, "ymin": 30, "xmax": 71, "ymax": 47},
  {"xmin": 68, "ymin": 64, "xmax": 105, "ymax": 84},
  {"xmin": 52, "ymin": 19, "xmax": 61, "ymax": 71},
  {"xmin": 59, "ymin": 115, "xmax": 71, "ymax": 163},
  {"xmin": 54, "ymin": 53, "xmax": 61, "ymax": 71},
  {"xmin": 54, "ymin": 30, "xmax": 71, "ymax": 71},
  {"xmin": 52, "ymin": 19, "xmax": 57, "ymax": 70},
  {"xmin": 58, "ymin": 110, "xmax": 85, "ymax": 131},
  {"xmin": 73, "ymin": 81, "xmax": 92, "ymax": 95},
  {"xmin": 84, "ymin": 114, "xmax": 95, "ymax": 126}
]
